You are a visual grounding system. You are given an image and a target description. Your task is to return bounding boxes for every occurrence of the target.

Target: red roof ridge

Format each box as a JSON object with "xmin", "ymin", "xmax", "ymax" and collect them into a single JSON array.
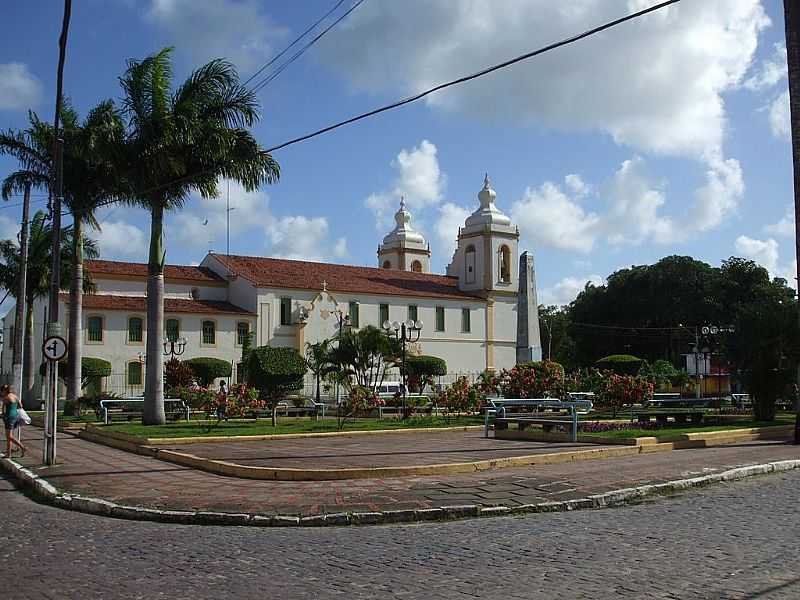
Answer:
[{"xmin": 60, "ymin": 293, "xmax": 255, "ymax": 315}]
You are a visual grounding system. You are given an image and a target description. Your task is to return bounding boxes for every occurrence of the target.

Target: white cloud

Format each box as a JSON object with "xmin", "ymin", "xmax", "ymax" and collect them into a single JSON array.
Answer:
[
  {"xmin": 93, "ymin": 220, "xmax": 147, "ymax": 260},
  {"xmin": 0, "ymin": 63, "xmax": 41, "ymax": 110},
  {"xmin": 734, "ymin": 234, "xmax": 796, "ymax": 288},
  {"xmin": 435, "ymin": 202, "xmax": 470, "ymax": 260},
  {"xmin": 689, "ymin": 154, "xmax": 744, "ymax": 232},
  {"xmin": 332, "ymin": 237, "xmax": 349, "ymax": 259},
  {"xmin": 769, "ymin": 90, "xmax": 790, "ymax": 141},
  {"xmin": 267, "ymin": 215, "xmax": 339, "ymax": 262},
  {"xmin": 564, "ymin": 174, "xmax": 591, "ymax": 197},
  {"xmin": 540, "ymin": 274, "xmax": 604, "ymax": 306},
  {"xmin": 145, "ymin": 0, "xmax": 286, "ymax": 73},
  {"xmin": 511, "ymin": 181, "xmax": 600, "ymax": 253},
  {"xmin": 744, "ymin": 42, "xmax": 787, "ymax": 91},
  {"xmin": 365, "ymin": 139, "xmax": 446, "ymax": 230},
  {"xmin": 320, "ymin": 0, "xmax": 768, "ymax": 158},
  {"xmin": 0, "ymin": 214, "xmax": 20, "ymax": 242},
  {"xmin": 765, "ymin": 205, "xmax": 795, "ymax": 237}
]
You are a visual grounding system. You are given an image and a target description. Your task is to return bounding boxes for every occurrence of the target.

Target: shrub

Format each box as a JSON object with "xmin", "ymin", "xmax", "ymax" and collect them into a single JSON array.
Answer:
[
  {"xmin": 165, "ymin": 358, "xmax": 194, "ymax": 392},
  {"xmin": 595, "ymin": 374, "xmax": 653, "ymax": 416},
  {"xmin": 338, "ymin": 386, "xmax": 385, "ymax": 429},
  {"xmin": 184, "ymin": 357, "xmax": 232, "ymax": 387},
  {"xmin": 438, "ymin": 376, "xmax": 481, "ymax": 416},
  {"xmin": 595, "ymin": 354, "xmax": 643, "ymax": 376},
  {"xmin": 500, "ymin": 361, "xmax": 565, "ymax": 399},
  {"xmin": 40, "ymin": 356, "xmax": 111, "ymax": 389},
  {"xmin": 245, "ymin": 346, "xmax": 307, "ymax": 425},
  {"xmin": 475, "ymin": 370, "xmax": 502, "ymax": 398},
  {"xmin": 405, "ymin": 355, "xmax": 447, "ymax": 394}
]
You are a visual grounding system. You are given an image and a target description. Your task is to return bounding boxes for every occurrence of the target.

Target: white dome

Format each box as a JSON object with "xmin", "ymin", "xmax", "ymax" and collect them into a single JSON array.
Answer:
[
  {"xmin": 464, "ymin": 174, "xmax": 512, "ymax": 229},
  {"xmin": 381, "ymin": 198, "xmax": 427, "ymax": 248}
]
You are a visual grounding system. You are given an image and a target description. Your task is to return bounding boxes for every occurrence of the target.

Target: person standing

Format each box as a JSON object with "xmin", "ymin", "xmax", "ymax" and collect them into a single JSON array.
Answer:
[
  {"xmin": 216, "ymin": 380, "xmax": 229, "ymax": 423},
  {"xmin": 1, "ymin": 384, "xmax": 26, "ymax": 458}
]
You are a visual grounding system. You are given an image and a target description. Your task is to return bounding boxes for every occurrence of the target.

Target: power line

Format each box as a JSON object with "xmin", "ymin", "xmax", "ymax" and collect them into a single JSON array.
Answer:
[
  {"xmin": 250, "ymin": 0, "xmax": 368, "ymax": 94},
  {"xmin": 242, "ymin": 0, "xmax": 348, "ymax": 88},
  {"xmin": 263, "ymin": 0, "xmax": 681, "ymax": 153}
]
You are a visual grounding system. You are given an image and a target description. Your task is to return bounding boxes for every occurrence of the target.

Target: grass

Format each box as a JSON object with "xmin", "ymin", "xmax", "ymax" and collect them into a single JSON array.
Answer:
[
  {"xmin": 581, "ymin": 415, "xmax": 795, "ymax": 440},
  {"xmin": 103, "ymin": 415, "xmax": 485, "ymax": 439}
]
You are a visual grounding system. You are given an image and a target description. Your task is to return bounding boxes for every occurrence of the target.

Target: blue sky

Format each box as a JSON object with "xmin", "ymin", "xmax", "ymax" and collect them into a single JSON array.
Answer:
[{"xmin": 0, "ymin": 0, "xmax": 794, "ymax": 305}]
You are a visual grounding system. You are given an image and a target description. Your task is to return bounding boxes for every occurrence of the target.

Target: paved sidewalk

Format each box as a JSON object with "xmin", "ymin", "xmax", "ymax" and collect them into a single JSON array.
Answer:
[
  {"xmin": 157, "ymin": 430, "xmax": 610, "ymax": 468},
  {"xmin": 10, "ymin": 428, "xmax": 800, "ymax": 516}
]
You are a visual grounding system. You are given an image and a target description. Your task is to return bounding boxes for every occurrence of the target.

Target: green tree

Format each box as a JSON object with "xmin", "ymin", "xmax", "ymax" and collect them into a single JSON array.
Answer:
[
  {"xmin": 245, "ymin": 346, "xmax": 306, "ymax": 426},
  {"xmin": 328, "ymin": 326, "xmax": 399, "ymax": 393},
  {"xmin": 117, "ymin": 48, "xmax": 280, "ymax": 424},
  {"xmin": 0, "ymin": 211, "xmax": 96, "ymax": 402},
  {"xmin": 184, "ymin": 357, "xmax": 232, "ymax": 387},
  {"xmin": 305, "ymin": 339, "xmax": 334, "ymax": 405},
  {"xmin": 0, "ymin": 101, "xmax": 125, "ymax": 406},
  {"xmin": 404, "ymin": 355, "xmax": 447, "ymax": 395},
  {"xmin": 538, "ymin": 305, "xmax": 576, "ymax": 369}
]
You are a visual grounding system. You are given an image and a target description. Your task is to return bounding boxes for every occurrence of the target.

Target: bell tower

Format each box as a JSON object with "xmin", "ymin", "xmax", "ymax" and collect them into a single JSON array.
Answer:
[
  {"xmin": 447, "ymin": 175, "xmax": 520, "ymax": 292},
  {"xmin": 377, "ymin": 198, "xmax": 431, "ymax": 272}
]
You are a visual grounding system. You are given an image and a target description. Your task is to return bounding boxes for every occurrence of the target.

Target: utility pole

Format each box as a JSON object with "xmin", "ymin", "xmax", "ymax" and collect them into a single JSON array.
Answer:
[
  {"xmin": 44, "ymin": 0, "xmax": 72, "ymax": 466},
  {"xmin": 12, "ymin": 183, "xmax": 31, "ymax": 406},
  {"xmin": 785, "ymin": 0, "xmax": 800, "ymax": 444}
]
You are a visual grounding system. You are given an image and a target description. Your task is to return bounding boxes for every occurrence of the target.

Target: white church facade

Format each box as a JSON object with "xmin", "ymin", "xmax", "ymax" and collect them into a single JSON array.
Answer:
[{"xmin": 1, "ymin": 176, "xmax": 541, "ymax": 394}]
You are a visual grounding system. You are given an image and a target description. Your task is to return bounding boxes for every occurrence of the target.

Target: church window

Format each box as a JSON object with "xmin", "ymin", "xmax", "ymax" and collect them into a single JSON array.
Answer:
[
  {"xmin": 280, "ymin": 297, "xmax": 292, "ymax": 326},
  {"xmin": 407, "ymin": 305, "xmax": 417, "ymax": 322},
  {"xmin": 499, "ymin": 245, "xmax": 511, "ymax": 283},
  {"xmin": 461, "ymin": 308, "xmax": 471, "ymax": 333},
  {"xmin": 382, "ymin": 260, "xmax": 391, "ymax": 269},
  {"xmin": 379, "ymin": 304, "xmax": 389, "ymax": 326},
  {"xmin": 349, "ymin": 301, "xmax": 360, "ymax": 328},
  {"xmin": 411, "ymin": 260, "xmax": 422, "ymax": 272},
  {"xmin": 465, "ymin": 245, "xmax": 476, "ymax": 284}
]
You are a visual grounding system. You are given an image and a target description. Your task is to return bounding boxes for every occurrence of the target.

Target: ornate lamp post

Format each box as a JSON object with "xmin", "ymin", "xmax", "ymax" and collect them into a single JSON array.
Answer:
[
  {"xmin": 163, "ymin": 337, "xmax": 187, "ymax": 359},
  {"xmin": 383, "ymin": 318, "xmax": 423, "ymax": 416},
  {"xmin": 332, "ymin": 308, "xmax": 352, "ymax": 408}
]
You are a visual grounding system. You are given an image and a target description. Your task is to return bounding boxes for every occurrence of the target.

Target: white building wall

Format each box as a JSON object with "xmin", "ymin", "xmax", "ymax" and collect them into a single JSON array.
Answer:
[{"xmin": 92, "ymin": 277, "xmax": 227, "ymax": 301}]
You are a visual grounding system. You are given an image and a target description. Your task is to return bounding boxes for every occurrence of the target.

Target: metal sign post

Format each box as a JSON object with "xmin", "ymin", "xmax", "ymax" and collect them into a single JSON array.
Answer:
[{"xmin": 42, "ymin": 330, "xmax": 67, "ymax": 466}]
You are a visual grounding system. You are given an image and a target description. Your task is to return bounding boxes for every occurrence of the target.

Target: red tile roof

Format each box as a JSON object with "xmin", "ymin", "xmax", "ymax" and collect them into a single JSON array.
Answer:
[
  {"xmin": 85, "ymin": 260, "xmax": 225, "ymax": 284},
  {"xmin": 210, "ymin": 254, "xmax": 483, "ymax": 300},
  {"xmin": 61, "ymin": 294, "xmax": 255, "ymax": 316}
]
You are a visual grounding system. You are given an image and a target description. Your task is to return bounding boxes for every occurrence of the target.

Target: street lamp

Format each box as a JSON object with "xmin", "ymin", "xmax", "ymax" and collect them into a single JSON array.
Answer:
[
  {"xmin": 332, "ymin": 308, "xmax": 352, "ymax": 408},
  {"xmin": 163, "ymin": 337, "xmax": 187, "ymax": 359},
  {"xmin": 383, "ymin": 318, "xmax": 423, "ymax": 417}
]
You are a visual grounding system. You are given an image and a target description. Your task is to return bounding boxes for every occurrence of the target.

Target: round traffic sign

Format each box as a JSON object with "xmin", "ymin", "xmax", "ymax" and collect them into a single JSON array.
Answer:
[{"xmin": 42, "ymin": 335, "xmax": 68, "ymax": 362}]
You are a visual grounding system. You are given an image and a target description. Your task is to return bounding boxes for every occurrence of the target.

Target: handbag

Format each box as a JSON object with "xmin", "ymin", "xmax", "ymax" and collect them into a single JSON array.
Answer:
[{"xmin": 17, "ymin": 407, "xmax": 31, "ymax": 425}]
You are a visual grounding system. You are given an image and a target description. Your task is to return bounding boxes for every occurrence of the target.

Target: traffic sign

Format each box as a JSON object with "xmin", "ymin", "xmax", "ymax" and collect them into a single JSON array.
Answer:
[{"xmin": 42, "ymin": 335, "xmax": 68, "ymax": 362}]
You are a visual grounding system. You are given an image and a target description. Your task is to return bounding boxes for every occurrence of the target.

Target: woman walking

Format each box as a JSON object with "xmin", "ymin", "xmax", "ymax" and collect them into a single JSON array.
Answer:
[{"xmin": 2, "ymin": 384, "xmax": 26, "ymax": 458}]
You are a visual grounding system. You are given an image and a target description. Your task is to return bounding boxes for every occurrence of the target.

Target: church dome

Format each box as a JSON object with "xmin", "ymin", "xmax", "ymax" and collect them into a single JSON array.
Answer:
[
  {"xmin": 381, "ymin": 198, "xmax": 427, "ymax": 248},
  {"xmin": 464, "ymin": 174, "xmax": 512, "ymax": 229}
]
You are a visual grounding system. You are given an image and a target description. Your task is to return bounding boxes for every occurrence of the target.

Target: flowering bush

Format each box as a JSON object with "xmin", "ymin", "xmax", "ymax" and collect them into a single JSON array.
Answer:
[
  {"xmin": 499, "ymin": 361, "xmax": 565, "ymax": 399},
  {"xmin": 227, "ymin": 384, "xmax": 267, "ymax": 417},
  {"xmin": 338, "ymin": 386, "xmax": 385, "ymax": 429},
  {"xmin": 595, "ymin": 373, "xmax": 653, "ymax": 416},
  {"xmin": 475, "ymin": 370, "xmax": 502, "ymax": 398},
  {"xmin": 172, "ymin": 385, "xmax": 217, "ymax": 410},
  {"xmin": 564, "ymin": 368, "xmax": 605, "ymax": 394},
  {"xmin": 579, "ymin": 420, "xmax": 662, "ymax": 433},
  {"xmin": 438, "ymin": 376, "xmax": 481, "ymax": 416}
]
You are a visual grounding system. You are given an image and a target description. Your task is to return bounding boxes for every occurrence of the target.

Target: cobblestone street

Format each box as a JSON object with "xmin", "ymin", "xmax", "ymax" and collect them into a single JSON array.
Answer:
[{"xmin": 2, "ymin": 468, "xmax": 799, "ymax": 599}]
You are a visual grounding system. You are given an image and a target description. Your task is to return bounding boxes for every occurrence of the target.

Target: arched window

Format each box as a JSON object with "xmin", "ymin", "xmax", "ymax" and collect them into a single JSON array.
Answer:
[
  {"xmin": 127, "ymin": 361, "xmax": 143, "ymax": 387},
  {"xmin": 465, "ymin": 245, "xmax": 476, "ymax": 284},
  {"xmin": 202, "ymin": 320, "xmax": 216, "ymax": 345},
  {"xmin": 382, "ymin": 260, "xmax": 391, "ymax": 269},
  {"xmin": 411, "ymin": 260, "xmax": 422, "ymax": 273},
  {"xmin": 165, "ymin": 318, "xmax": 180, "ymax": 342},
  {"xmin": 499, "ymin": 245, "xmax": 511, "ymax": 283},
  {"xmin": 236, "ymin": 321, "xmax": 250, "ymax": 346}
]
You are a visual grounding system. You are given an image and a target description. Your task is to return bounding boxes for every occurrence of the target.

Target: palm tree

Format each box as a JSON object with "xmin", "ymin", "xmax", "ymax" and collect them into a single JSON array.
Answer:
[
  {"xmin": 0, "ymin": 211, "xmax": 97, "ymax": 403},
  {"xmin": 305, "ymin": 340, "xmax": 334, "ymax": 406},
  {"xmin": 118, "ymin": 48, "xmax": 279, "ymax": 424},
  {"xmin": 0, "ymin": 102, "xmax": 124, "ymax": 405},
  {"xmin": 785, "ymin": 0, "xmax": 800, "ymax": 443}
]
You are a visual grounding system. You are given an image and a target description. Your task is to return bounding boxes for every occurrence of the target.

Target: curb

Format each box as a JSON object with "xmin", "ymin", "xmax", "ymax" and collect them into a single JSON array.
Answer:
[{"xmin": 3, "ymin": 455, "xmax": 799, "ymax": 528}]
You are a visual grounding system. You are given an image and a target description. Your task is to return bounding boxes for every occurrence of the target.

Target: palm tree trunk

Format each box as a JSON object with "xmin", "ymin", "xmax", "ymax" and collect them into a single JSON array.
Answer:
[
  {"xmin": 785, "ymin": 0, "xmax": 800, "ymax": 443},
  {"xmin": 12, "ymin": 183, "xmax": 31, "ymax": 402},
  {"xmin": 23, "ymin": 300, "xmax": 35, "ymax": 407},
  {"xmin": 67, "ymin": 217, "xmax": 83, "ymax": 410},
  {"xmin": 143, "ymin": 204, "xmax": 166, "ymax": 425}
]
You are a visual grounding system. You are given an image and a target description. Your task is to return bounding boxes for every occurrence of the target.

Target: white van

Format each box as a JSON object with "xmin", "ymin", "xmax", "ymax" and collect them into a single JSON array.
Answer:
[{"xmin": 376, "ymin": 382, "xmax": 403, "ymax": 396}]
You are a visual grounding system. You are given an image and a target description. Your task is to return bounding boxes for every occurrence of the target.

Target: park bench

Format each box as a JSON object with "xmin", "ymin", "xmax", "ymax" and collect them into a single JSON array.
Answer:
[
  {"xmin": 100, "ymin": 398, "xmax": 189, "ymax": 424},
  {"xmin": 731, "ymin": 393, "xmax": 751, "ymax": 410},
  {"xmin": 631, "ymin": 407, "xmax": 708, "ymax": 425},
  {"xmin": 487, "ymin": 398, "xmax": 593, "ymax": 442},
  {"xmin": 377, "ymin": 394, "xmax": 433, "ymax": 418}
]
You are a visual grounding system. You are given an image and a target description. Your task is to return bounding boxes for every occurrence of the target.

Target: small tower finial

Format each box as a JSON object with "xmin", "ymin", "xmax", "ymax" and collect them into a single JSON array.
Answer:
[
  {"xmin": 484, "ymin": 173, "xmax": 491, "ymax": 188},
  {"xmin": 399, "ymin": 195, "xmax": 406, "ymax": 209}
]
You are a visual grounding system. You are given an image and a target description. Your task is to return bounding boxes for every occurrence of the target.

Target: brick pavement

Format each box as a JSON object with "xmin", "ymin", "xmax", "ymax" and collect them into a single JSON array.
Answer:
[
  {"xmin": 157, "ymin": 430, "xmax": 610, "ymax": 468},
  {"xmin": 10, "ymin": 428, "xmax": 800, "ymax": 516},
  {"xmin": 3, "ymin": 468, "xmax": 800, "ymax": 599}
]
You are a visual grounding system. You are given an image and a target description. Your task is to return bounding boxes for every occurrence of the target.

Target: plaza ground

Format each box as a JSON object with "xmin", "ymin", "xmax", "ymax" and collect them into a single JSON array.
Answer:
[{"xmin": 8, "ymin": 426, "xmax": 800, "ymax": 516}]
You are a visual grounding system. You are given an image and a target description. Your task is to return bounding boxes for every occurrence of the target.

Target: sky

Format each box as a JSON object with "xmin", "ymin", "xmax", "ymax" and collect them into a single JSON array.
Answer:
[{"xmin": 0, "ymin": 0, "xmax": 795, "ymax": 309}]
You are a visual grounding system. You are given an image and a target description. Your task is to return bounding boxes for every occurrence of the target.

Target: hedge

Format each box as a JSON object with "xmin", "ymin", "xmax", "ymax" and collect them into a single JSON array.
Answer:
[
  {"xmin": 245, "ymin": 346, "xmax": 306, "ymax": 401},
  {"xmin": 405, "ymin": 355, "xmax": 447, "ymax": 377},
  {"xmin": 39, "ymin": 356, "xmax": 111, "ymax": 388},
  {"xmin": 184, "ymin": 357, "xmax": 232, "ymax": 386},
  {"xmin": 595, "ymin": 354, "xmax": 643, "ymax": 376}
]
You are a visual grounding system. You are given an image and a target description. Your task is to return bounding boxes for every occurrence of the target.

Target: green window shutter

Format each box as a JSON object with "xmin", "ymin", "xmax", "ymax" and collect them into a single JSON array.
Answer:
[
  {"xmin": 349, "ymin": 301, "xmax": 360, "ymax": 328},
  {"xmin": 435, "ymin": 307, "xmax": 445, "ymax": 332},
  {"xmin": 128, "ymin": 362, "xmax": 142, "ymax": 386},
  {"xmin": 128, "ymin": 317, "xmax": 143, "ymax": 342},
  {"xmin": 379, "ymin": 304, "xmax": 389, "ymax": 326},
  {"xmin": 280, "ymin": 297, "xmax": 292, "ymax": 326},
  {"xmin": 166, "ymin": 319, "xmax": 180, "ymax": 342},
  {"xmin": 202, "ymin": 320, "xmax": 216, "ymax": 345},
  {"xmin": 461, "ymin": 308, "xmax": 471, "ymax": 333},
  {"xmin": 408, "ymin": 305, "xmax": 418, "ymax": 322},
  {"xmin": 88, "ymin": 317, "xmax": 103, "ymax": 342},
  {"xmin": 237, "ymin": 321, "xmax": 249, "ymax": 345}
]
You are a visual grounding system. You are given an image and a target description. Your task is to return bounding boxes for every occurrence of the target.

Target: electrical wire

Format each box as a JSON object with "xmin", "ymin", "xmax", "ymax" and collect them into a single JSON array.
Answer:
[
  {"xmin": 241, "ymin": 0, "xmax": 348, "ymax": 88},
  {"xmin": 250, "ymin": 0, "xmax": 367, "ymax": 93}
]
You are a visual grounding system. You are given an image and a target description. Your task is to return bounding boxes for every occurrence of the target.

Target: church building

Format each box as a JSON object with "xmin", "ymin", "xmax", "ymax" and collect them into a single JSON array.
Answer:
[{"xmin": 1, "ymin": 176, "xmax": 542, "ymax": 394}]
